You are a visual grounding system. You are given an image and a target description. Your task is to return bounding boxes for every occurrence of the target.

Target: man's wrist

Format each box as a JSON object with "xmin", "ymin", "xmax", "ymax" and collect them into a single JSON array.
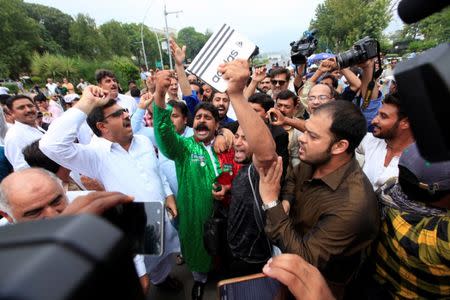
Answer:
[
  {"xmin": 262, "ymin": 199, "xmax": 280, "ymax": 211},
  {"xmin": 74, "ymin": 100, "xmax": 96, "ymax": 115}
]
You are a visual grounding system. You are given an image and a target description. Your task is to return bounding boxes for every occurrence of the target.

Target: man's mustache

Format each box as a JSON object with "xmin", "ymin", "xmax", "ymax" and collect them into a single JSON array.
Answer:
[{"xmin": 195, "ymin": 123, "xmax": 209, "ymax": 131}]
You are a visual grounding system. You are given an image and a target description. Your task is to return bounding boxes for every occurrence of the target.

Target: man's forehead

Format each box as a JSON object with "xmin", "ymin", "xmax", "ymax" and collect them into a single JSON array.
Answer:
[
  {"xmin": 379, "ymin": 103, "xmax": 398, "ymax": 115},
  {"xmin": 277, "ymin": 98, "xmax": 294, "ymax": 105},
  {"xmin": 13, "ymin": 98, "xmax": 33, "ymax": 107},
  {"xmin": 273, "ymin": 73, "xmax": 287, "ymax": 80},
  {"xmin": 213, "ymin": 93, "xmax": 229, "ymax": 100},
  {"xmin": 103, "ymin": 104, "xmax": 121, "ymax": 114},
  {"xmin": 101, "ymin": 76, "xmax": 116, "ymax": 83},
  {"xmin": 195, "ymin": 108, "xmax": 214, "ymax": 117},
  {"xmin": 307, "ymin": 112, "xmax": 332, "ymax": 135},
  {"xmin": 309, "ymin": 84, "xmax": 330, "ymax": 95}
]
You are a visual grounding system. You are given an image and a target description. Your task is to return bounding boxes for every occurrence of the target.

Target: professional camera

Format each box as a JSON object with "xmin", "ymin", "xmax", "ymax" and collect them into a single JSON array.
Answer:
[
  {"xmin": 336, "ymin": 36, "xmax": 379, "ymax": 69},
  {"xmin": 290, "ymin": 29, "xmax": 319, "ymax": 65}
]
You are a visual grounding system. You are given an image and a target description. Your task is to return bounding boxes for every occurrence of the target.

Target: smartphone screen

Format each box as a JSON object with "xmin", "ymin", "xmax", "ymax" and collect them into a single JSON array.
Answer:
[
  {"xmin": 218, "ymin": 273, "xmax": 291, "ymax": 300},
  {"xmin": 103, "ymin": 201, "xmax": 164, "ymax": 256}
]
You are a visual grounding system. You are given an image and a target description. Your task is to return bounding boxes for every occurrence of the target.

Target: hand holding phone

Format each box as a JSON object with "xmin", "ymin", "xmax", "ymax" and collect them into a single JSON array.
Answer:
[{"xmin": 218, "ymin": 273, "xmax": 292, "ymax": 300}]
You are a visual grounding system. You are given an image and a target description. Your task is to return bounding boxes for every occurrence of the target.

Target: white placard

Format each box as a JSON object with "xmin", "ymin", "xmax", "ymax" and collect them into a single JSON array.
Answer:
[{"xmin": 187, "ymin": 24, "xmax": 256, "ymax": 92}]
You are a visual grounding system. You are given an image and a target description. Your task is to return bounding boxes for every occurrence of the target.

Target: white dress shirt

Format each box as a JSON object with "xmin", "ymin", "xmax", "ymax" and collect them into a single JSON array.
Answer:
[
  {"xmin": 356, "ymin": 133, "xmax": 401, "ymax": 191},
  {"xmin": 4, "ymin": 121, "xmax": 45, "ymax": 171},
  {"xmin": 117, "ymin": 94, "xmax": 138, "ymax": 115},
  {"xmin": 39, "ymin": 107, "xmax": 178, "ymax": 277}
]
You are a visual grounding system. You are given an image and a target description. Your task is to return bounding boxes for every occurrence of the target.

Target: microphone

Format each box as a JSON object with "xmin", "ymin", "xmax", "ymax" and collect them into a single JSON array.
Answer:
[{"xmin": 398, "ymin": 0, "xmax": 449, "ymax": 24}]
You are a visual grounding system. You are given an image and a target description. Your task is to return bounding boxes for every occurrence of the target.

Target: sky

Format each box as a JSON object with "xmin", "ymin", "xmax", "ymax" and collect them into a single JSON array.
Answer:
[{"xmin": 25, "ymin": 0, "xmax": 404, "ymax": 54}]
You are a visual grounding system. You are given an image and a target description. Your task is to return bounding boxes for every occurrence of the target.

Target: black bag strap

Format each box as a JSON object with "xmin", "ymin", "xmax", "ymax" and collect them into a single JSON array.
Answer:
[{"xmin": 248, "ymin": 165, "xmax": 273, "ymax": 254}]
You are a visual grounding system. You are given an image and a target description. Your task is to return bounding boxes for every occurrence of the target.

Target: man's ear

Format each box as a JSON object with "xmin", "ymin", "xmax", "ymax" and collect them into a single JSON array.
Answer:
[
  {"xmin": 96, "ymin": 121, "xmax": 108, "ymax": 136},
  {"xmin": 0, "ymin": 211, "xmax": 14, "ymax": 224},
  {"xmin": 399, "ymin": 118, "xmax": 410, "ymax": 130},
  {"xmin": 331, "ymin": 139, "xmax": 349, "ymax": 155}
]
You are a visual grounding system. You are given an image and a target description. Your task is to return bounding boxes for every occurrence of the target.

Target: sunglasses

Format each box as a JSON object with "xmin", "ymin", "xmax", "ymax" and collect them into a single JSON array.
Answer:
[
  {"xmin": 103, "ymin": 108, "xmax": 129, "ymax": 120},
  {"xmin": 271, "ymin": 79, "xmax": 287, "ymax": 86}
]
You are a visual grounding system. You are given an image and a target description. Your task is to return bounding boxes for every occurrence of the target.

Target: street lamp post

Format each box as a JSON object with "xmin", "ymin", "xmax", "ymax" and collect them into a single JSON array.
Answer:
[{"xmin": 164, "ymin": 3, "xmax": 182, "ymax": 70}]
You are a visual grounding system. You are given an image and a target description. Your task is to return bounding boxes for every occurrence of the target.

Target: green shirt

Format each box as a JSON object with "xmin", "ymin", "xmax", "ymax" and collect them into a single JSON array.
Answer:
[{"xmin": 153, "ymin": 103, "xmax": 221, "ymax": 272}]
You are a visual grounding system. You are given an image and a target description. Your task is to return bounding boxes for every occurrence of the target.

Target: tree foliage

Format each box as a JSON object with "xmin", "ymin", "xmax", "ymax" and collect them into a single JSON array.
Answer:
[
  {"xmin": 177, "ymin": 27, "xmax": 211, "ymax": 61},
  {"xmin": 0, "ymin": 0, "xmax": 42, "ymax": 77},
  {"xmin": 310, "ymin": 0, "xmax": 392, "ymax": 53},
  {"xmin": 403, "ymin": 7, "xmax": 450, "ymax": 52},
  {"xmin": 24, "ymin": 3, "xmax": 73, "ymax": 53}
]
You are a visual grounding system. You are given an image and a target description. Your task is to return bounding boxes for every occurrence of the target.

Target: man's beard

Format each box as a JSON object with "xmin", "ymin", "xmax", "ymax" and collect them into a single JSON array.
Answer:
[
  {"xmin": 301, "ymin": 142, "xmax": 333, "ymax": 166},
  {"xmin": 373, "ymin": 120, "xmax": 400, "ymax": 140}
]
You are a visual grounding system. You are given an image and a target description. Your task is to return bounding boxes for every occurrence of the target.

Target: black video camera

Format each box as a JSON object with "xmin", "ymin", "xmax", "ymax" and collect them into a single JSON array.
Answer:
[
  {"xmin": 290, "ymin": 29, "xmax": 319, "ymax": 65},
  {"xmin": 336, "ymin": 36, "xmax": 379, "ymax": 69}
]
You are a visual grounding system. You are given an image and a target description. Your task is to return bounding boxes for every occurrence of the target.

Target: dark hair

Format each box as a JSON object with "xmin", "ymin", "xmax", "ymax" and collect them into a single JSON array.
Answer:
[
  {"xmin": 6, "ymin": 95, "xmax": 34, "ymax": 110},
  {"xmin": 194, "ymin": 102, "xmax": 219, "ymax": 122},
  {"xmin": 248, "ymin": 93, "xmax": 274, "ymax": 112},
  {"xmin": 95, "ymin": 69, "xmax": 116, "ymax": 83},
  {"xmin": 319, "ymin": 73, "xmax": 338, "ymax": 89},
  {"xmin": 23, "ymin": 140, "xmax": 60, "ymax": 174},
  {"xmin": 128, "ymin": 80, "xmax": 136, "ymax": 86},
  {"xmin": 130, "ymin": 87, "xmax": 141, "ymax": 98},
  {"xmin": 398, "ymin": 165, "xmax": 449, "ymax": 203},
  {"xmin": 190, "ymin": 81, "xmax": 203, "ymax": 96},
  {"xmin": 276, "ymin": 90, "xmax": 298, "ymax": 107},
  {"xmin": 383, "ymin": 92, "xmax": 406, "ymax": 120},
  {"xmin": 168, "ymin": 100, "xmax": 189, "ymax": 118},
  {"xmin": 86, "ymin": 99, "xmax": 117, "ymax": 137},
  {"xmin": 314, "ymin": 100, "xmax": 366, "ymax": 154},
  {"xmin": 0, "ymin": 94, "xmax": 10, "ymax": 106},
  {"xmin": 210, "ymin": 90, "xmax": 229, "ymax": 102},
  {"xmin": 269, "ymin": 68, "xmax": 291, "ymax": 82},
  {"xmin": 33, "ymin": 93, "xmax": 48, "ymax": 103}
]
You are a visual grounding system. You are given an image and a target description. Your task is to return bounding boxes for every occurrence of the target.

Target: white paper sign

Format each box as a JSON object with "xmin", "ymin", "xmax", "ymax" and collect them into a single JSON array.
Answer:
[{"xmin": 187, "ymin": 24, "xmax": 256, "ymax": 92}]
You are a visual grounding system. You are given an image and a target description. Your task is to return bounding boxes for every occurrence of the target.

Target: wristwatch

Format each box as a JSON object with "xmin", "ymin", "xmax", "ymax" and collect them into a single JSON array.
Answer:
[{"xmin": 262, "ymin": 200, "xmax": 280, "ymax": 211}]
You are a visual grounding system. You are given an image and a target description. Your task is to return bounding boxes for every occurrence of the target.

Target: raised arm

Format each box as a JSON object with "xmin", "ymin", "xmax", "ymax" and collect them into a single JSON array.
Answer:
[
  {"xmin": 218, "ymin": 59, "xmax": 277, "ymax": 170},
  {"xmin": 39, "ymin": 86, "xmax": 110, "ymax": 178},
  {"xmin": 170, "ymin": 39, "xmax": 192, "ymax": 97},
  {"xmin": 243, "ymin": 66, "xmax": 266, "ymax": 99},
  {"xmin": 152, "ymin": 70, "xmax": 187, "ymax": 161}
]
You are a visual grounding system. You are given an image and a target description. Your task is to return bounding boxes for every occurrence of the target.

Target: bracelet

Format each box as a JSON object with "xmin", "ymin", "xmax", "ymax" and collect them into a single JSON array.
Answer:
[{"xmin": 261, "ymin": 200, "xmax": 280, "ymax": 211}]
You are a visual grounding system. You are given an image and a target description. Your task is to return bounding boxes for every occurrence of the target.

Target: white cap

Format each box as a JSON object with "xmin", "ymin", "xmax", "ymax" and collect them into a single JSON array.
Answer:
[{"xmin": 64, "ymin": 94, "xmax": 80, "ymax": 103}]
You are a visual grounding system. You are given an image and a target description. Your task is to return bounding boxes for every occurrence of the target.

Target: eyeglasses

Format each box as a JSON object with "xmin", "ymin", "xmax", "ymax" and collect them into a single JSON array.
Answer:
[
  {"xmin": 307, "ymin": 95, "xmax": 331, "ymax": 102},
  {"xmin": 103, "ymin": 108, "xmax": 129, "ymax": 120},
  {"xmin": 271, "ymin": 80, "xmax": 287, "ymax": 86}
]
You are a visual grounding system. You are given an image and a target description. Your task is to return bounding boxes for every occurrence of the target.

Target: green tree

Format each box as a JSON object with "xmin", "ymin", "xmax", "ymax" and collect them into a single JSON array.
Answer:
[
  {"xmin": 177, "ymin": 27, "xmax": 210, "ymax": 60},
  {"xmin": 310, "ymin": 0, "xmax": 392, "ymax": 52},
  {"xmin": 407, "ymin": 7, "xmax": 450, "ymax": 52},
  {"xmin": 24, "ymin": 3, "xmax": 73, "ymax": 54},
  {"xmin": 69, "ymin": 14, "xmax": 109, "ymax": 58},
  {"xmin": 31, "ymin": 52, "xmax": 78, "ymax": 80},
  {"xmin": 122, "ymin": 23, "xmax": 162, "ymax": 69},
  {"xmin": 100, "ymin": 21, "xmax": 132, "ymax": 57},
  {"xmin": 0, "ymin": 0, "xmax": 42, "ymax": 78}
]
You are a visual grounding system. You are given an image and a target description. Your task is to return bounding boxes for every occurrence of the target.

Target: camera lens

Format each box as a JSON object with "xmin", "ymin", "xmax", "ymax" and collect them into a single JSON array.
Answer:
[{"xmin": 336, "ymin": 49, "xmax": 362, "ymax": 69}]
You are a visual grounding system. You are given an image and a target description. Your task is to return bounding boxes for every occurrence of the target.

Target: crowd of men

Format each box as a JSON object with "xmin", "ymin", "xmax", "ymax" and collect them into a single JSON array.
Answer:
[{"xmin": 0, "ymin": 38, "xmax": 448, "ymax": 300}]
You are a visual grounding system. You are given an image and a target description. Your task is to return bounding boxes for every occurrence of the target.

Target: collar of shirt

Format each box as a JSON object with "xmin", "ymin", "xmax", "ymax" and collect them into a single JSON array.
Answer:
[
  {"xmin": 303, "ymin": 158, "xmax": 359, "ymax": 191},
  {"xmin": 91, "ymin": 134, "xmax": 137, "ymax": 153},
  {"xmin": 14, "ymin": 120, "xmax": 45, "ymax": 133}
]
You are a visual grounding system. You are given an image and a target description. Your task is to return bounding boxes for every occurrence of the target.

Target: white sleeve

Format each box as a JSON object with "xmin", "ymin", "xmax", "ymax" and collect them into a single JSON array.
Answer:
[
  {"xmin": 133, "ymin": 255, "xmax": 146, "ymax": 277},
  {"xmin": 39, "ymin": 108, "xmax": 99, "ymax": 179},
  {"xmin": 5, "ymin": 138, "xmax": 30, "ymax": 171}
]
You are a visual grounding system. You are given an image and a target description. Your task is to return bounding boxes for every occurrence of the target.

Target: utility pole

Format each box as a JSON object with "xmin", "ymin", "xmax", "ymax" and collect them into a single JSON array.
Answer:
[{"xmin": 164, "ymin": 3, "xmax": 182, "ymax": 70}]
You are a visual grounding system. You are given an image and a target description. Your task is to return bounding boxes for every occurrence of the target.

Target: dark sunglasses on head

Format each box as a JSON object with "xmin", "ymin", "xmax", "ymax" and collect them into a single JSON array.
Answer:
[
  {"xmin": 271, "ymin": 79, "xmax": 286, "ymax": 86},
  {"xmin": 103, "ymin": 108, "xmax": 129, "ymax": 120}
]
